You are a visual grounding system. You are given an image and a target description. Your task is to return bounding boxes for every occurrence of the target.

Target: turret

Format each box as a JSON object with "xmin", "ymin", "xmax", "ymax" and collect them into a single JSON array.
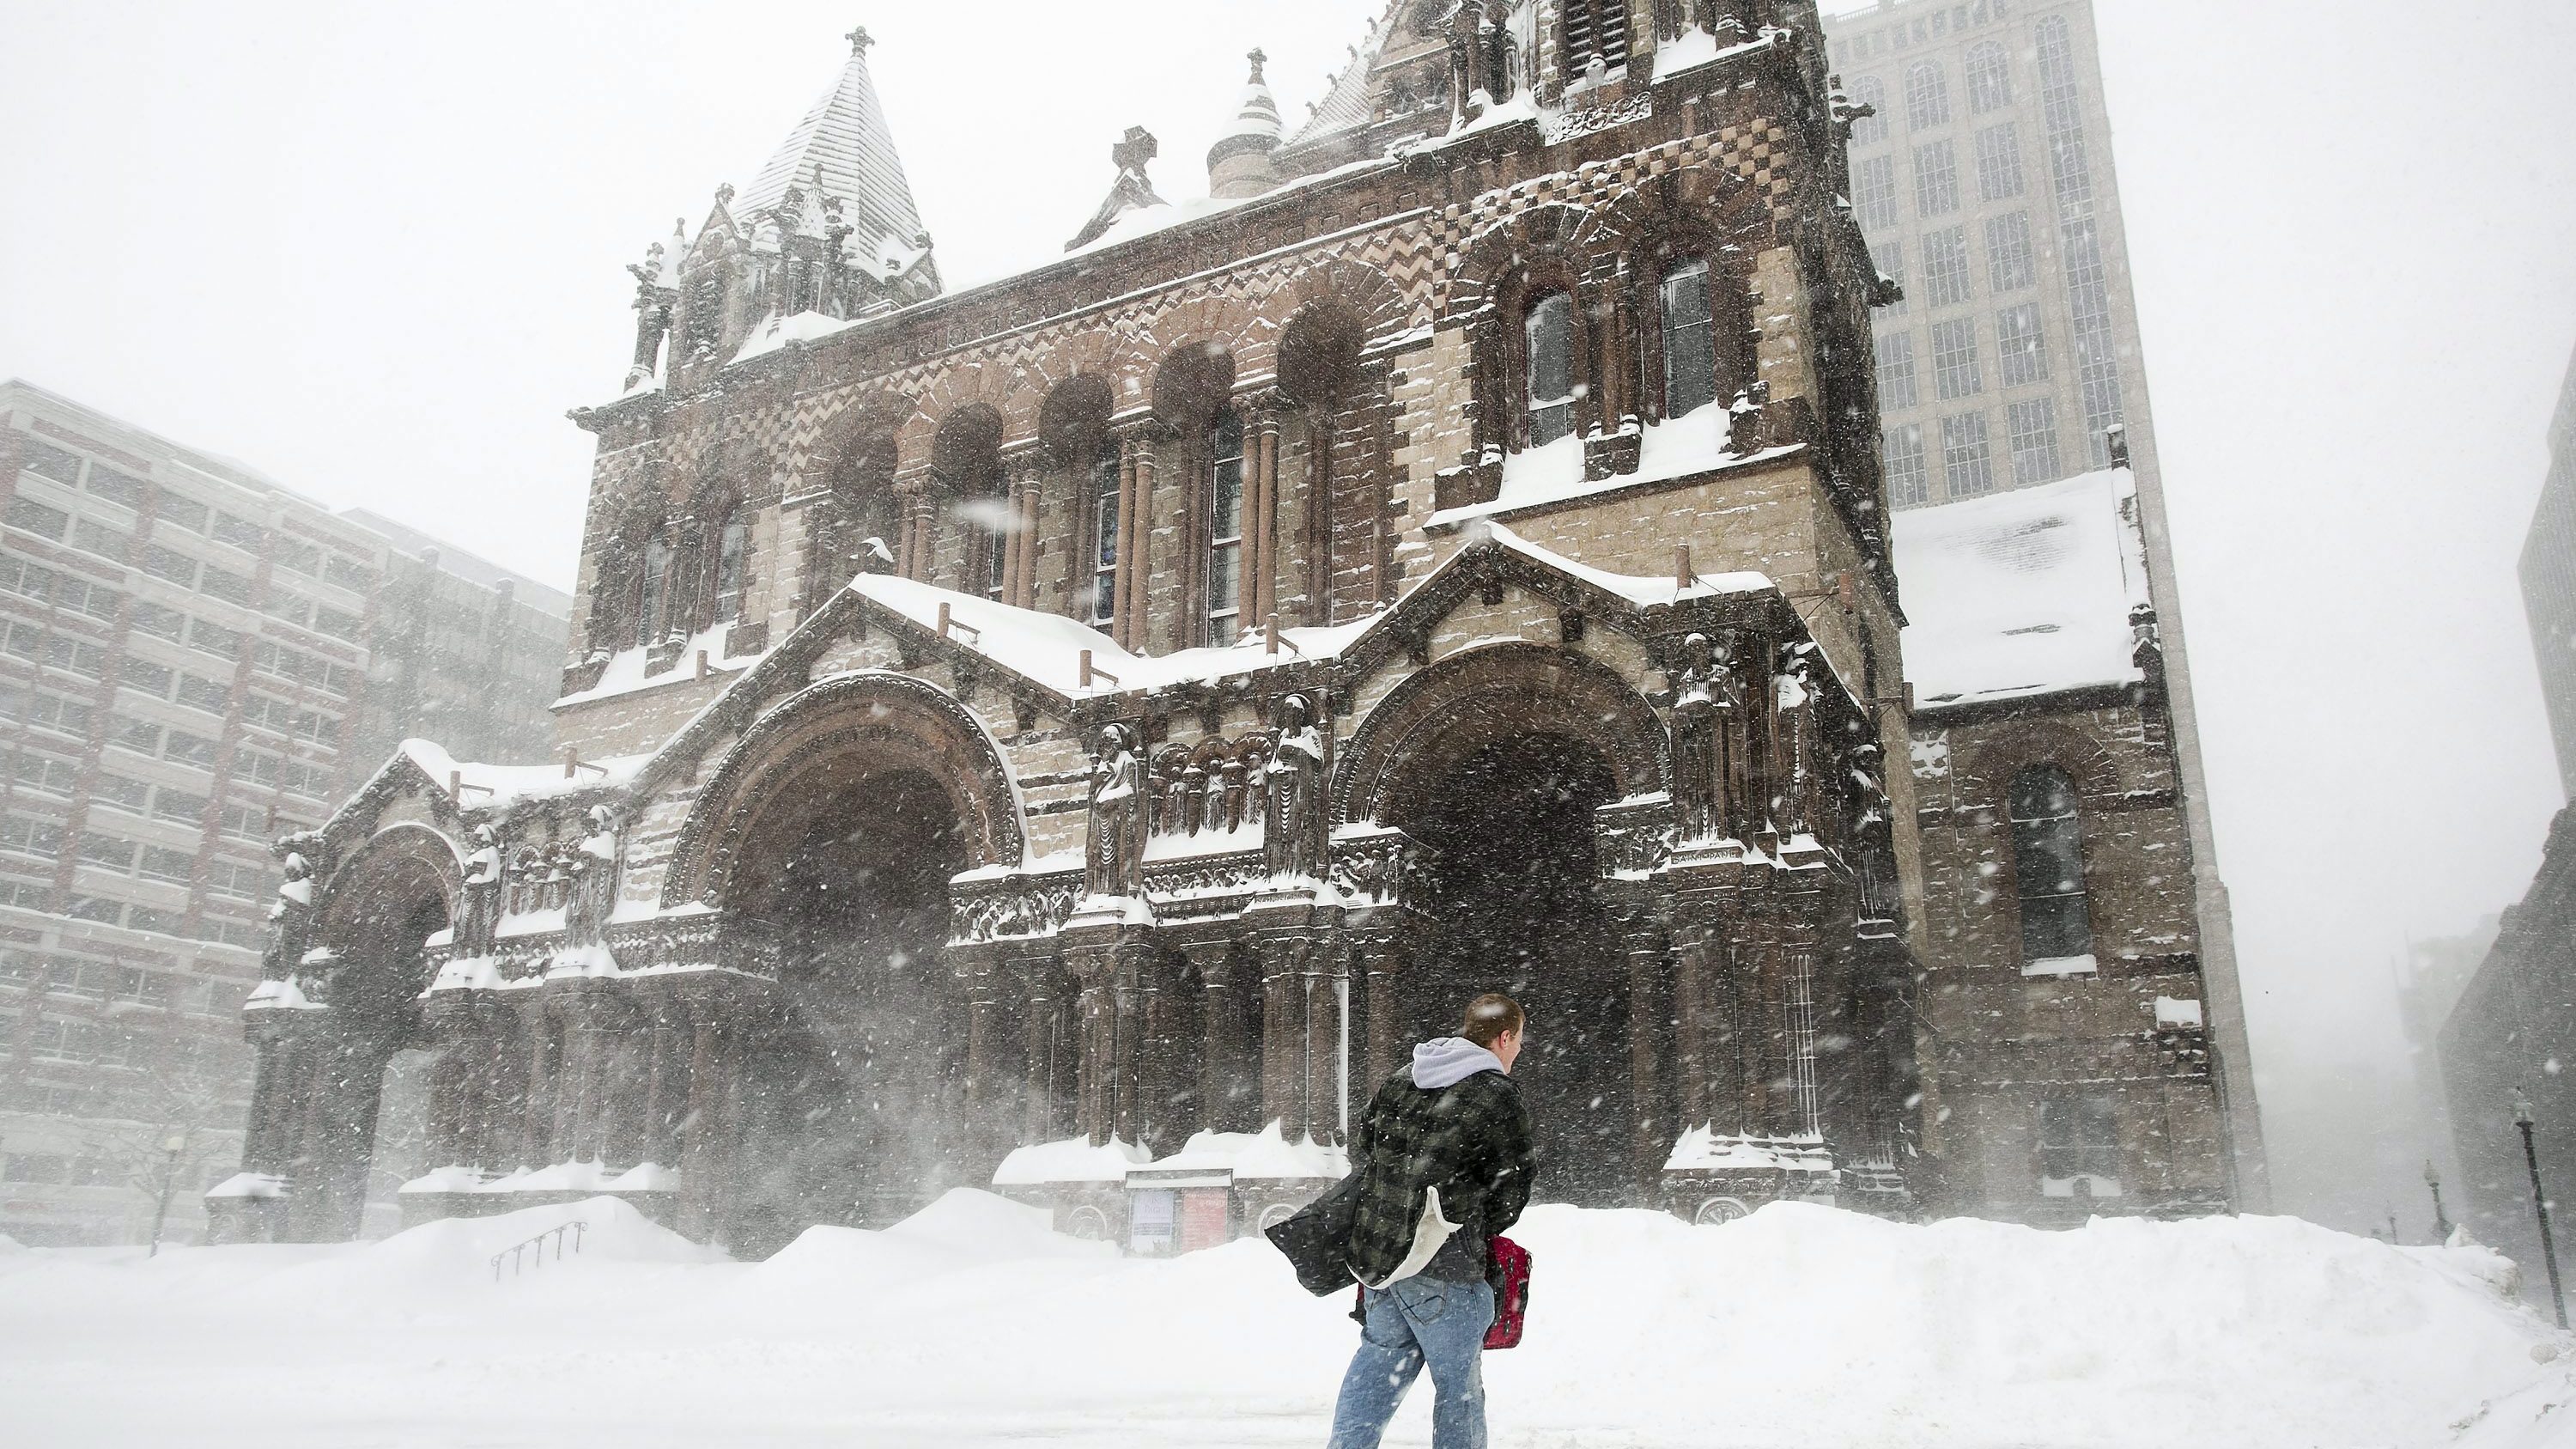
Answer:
[{"xmin": 1207, "ymin": 49, "xmax": 1285, "ymax": 201}]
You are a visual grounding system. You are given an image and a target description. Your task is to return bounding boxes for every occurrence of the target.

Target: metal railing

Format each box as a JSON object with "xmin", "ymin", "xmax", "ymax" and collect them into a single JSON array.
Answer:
[{"xmin": 489, "ymin": 1220, "xmax": 587, "ymax": 1282}]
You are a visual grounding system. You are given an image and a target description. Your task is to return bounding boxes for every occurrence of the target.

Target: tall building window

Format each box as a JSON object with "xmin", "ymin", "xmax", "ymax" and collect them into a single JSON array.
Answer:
[
  {"xmin": 1975, "ymin": 123, "xmax": 2026, "ymax": 201},
  {"xmin": 2037, "ymin": 1096, "xmax": 2121, "ymax": 1185},
  {"xmin": 1855, "ymin": 155, "xmax": 1900, "ymax": 231},
  {"xmin": 1965, "ymin": 40, "xmax": 2014, "ymax": 113},
  {"xmin": 1913, "ymin": 139, "xmax": 1959, "ymax": 216},
  {"xmin": 1923, "ymin": 225, "xmax": 1973, "ymax": 307},
  {"xmin": 1850, "ymin": 76, "xmax": 1888, "ymax": 147},
  {"xmin": 1563, "ymin": 0, "xmax": 1630, "ymax": 76},
  {"xmin": 2008, "ymin": 399, "xmax": 2063, "ymax": 484},
  {"xmin": 1206, "ymin": 410, "xmax": 1245, "ymax": 647},
  {"xmin": 1931, "ymin": 319, "xmax": 1983, "ymax": 399},
  {"xmin": 1985, "ymin": 212, "xmax": 2036, "ymax": 292},
  {"xmin": 712, "ymin": 512, "xmax": 750, "ymax": 624},
  {"xmin": 1883, "ymin": 423, "xmax": 1929, "ymax": 508},
  {"xmin": 1904, "ymin": 61, "xmax": 1950, "ymax": 129},
  {"xmin": 1996, "ymin": 303, "xmax": 2050, "ymax": 387},
  {"xmin": 1874, "ymin": 332, "xmax": 1920, "ymax": 412},
  {"xmin": 1660, "ymin": 260, "xmax": 1719, "ymax": 420},
  {"xmin": 1090, "ymin": 440, "xmax": 1121, "ymax": 628},
  {"xmin": 2009, "ymin": 764, "xmax": 2093, "ymax": 964},
  {"xmin": 1525, "ymin": 290, "xmax": 1577, "ymax": 448},
  {"xmin": 1941, "ymin": 411, "xmax": 1994, "ymax": 497},
  {"xmin": 636, "ymin": 537, "xmax": 671, "ymax": 647}
]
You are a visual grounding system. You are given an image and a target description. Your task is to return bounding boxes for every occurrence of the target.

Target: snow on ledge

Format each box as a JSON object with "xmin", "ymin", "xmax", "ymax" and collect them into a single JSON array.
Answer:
[
  {"xmin": 206, "ymin": 1172, "xmax": 287, "ymax": 1199},
  {"xmin": 1894, "ymin": 467, "xmax": 2151, "ymax": 710},
  {"xmin": 2024, "ymin": 954, "xmax": 2099, "ymax": 979},
  {"xmin": 1147, "ymin": 1123, "xmax": 1350, "ymax": 1182},
  {"xmin": 1665, "ymin": 1128, "xmax": 1836, "ymax": 1173},
  {"xmin": 2156, "ymin": 996, "xmax": 2206, "ymax": 1029},
  {"xmin": 993, "ymin": 1136, "xmax": 1152, "ymax": 1186}
]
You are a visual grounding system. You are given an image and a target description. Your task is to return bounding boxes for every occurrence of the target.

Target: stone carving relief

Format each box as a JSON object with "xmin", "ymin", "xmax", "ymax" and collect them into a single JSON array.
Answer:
[
  {"xmin": 1263, "ymin": 693, "xmax": 1328, "ymax": 880},
  {"xmin": 1085, "ymin": 724, "xmax": 1150, "ymax": 899}
]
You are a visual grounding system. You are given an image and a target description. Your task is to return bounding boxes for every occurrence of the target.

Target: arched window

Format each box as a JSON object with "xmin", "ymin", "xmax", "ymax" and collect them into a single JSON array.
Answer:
[
  {"xmin": 711, "ymin": 510, "xmax": 750, "ymax": 624},
  {"xmin": 1904, "ymin": 61, "xmax": 1950, "ymax": 130},
  {"xmin": 1206, "ymin": 409, "xmax": 1245, "ymax": 646},
  {"xmin": 1965, "ymin": 41, "xmax": 2012, "ymax": 113},
  {"xmin": 1660, "ymin": 259, "xmax": 1719, "ymax": 421},
  {"xmin": 1089, "ymin": 438, "xmax": 1121, "ymax": 628},
  {"xmin": 1850, "ymin": 75, "xmax": 1888, "ymax": 147},
  {"xmin": 1524, "ymin": 290, "xmax": 1577, "ymax": 448},
  {"xmin": 2008, "ymin": 764, "xmax": 2093, "ymax": 966},
  {"xmin": 1563, "ymin": 0, "xmax": 1630, "ymax": 77},
  {"xmin": 636, "ymin": 535, "xmax": 672, "ymax": 648}
]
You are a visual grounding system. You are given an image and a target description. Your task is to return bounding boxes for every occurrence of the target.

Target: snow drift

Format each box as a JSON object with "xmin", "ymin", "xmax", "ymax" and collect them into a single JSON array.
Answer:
[{"xmin": 0, "ymin": 1191, "xmax": 2567, "ymax": 1448}]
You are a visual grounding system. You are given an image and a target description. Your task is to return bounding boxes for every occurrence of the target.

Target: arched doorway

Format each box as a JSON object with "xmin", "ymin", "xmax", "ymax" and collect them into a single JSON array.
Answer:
[
  {"xmin": 672, "ymin": 673, "xmax": 1024, "ymax": 1252},
  {"xmin": 1341, "ymin": 643, "xmax": 1669, "ymax": 1208},
  {"xmin": 301, "ymin": 829, "xmax": 455, "ymax": 1240},
  {"xmin": 1400, "ymin": 733, "xmax": 1633, "ymax": 1206}
]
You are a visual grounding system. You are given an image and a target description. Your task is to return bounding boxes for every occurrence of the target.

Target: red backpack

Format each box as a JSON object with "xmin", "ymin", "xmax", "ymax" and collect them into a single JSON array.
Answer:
[{"xmin": 1483, "ymin": 1235, "xmax": 1532, "ymax": 1349}]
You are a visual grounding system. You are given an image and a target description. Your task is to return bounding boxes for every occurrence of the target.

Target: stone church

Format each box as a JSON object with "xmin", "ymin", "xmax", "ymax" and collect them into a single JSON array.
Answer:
[{"xmin": 208, "ymin": 0, "xmax": 2258, "ymax": 1254}]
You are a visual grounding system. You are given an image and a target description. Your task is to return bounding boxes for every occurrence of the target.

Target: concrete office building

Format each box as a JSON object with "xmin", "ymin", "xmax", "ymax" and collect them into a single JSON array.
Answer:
[{"xmin": 0, "ymin": 380, "xmax": 568, "ymax": 1245}]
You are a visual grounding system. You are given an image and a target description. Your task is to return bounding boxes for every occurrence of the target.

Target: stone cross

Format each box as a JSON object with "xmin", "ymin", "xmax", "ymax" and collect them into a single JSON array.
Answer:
[{"xmin": 847, "ymin": 25, "xmax": 873, "ymax": 56}]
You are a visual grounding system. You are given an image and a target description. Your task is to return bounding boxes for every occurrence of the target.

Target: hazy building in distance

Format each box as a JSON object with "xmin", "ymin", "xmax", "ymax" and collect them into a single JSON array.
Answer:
[
  {"xmin": 2441, "ymin": 814, "xmax": 2576, "ymax": 1299},
  {"xmin": 0, "ymin": 380, "xmax": 568, "ymax": 1245},
  {"xmin": 2520, "ymin": 342, "xmax": 2576, "ymax": 802},
  {"xmin": 1821, "ymin": 0, "xmax": 2263, "ymax": 1203}
]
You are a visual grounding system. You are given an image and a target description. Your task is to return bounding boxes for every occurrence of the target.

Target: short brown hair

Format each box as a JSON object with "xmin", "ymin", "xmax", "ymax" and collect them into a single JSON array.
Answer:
[{"xmin": 1460, "ymin": 993, "xmax": 1525, "ymax": 1048}]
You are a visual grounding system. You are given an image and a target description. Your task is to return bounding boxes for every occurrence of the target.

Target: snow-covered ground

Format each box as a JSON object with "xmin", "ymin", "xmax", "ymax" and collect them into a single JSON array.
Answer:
[{"xmin": 3, "ymin": 1191, "xmax": 2569, "ymax": 1448}]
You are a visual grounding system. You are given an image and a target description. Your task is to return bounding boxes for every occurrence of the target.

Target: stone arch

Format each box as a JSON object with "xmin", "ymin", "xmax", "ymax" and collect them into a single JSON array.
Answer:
[
  {"xmin": 661, "ymin": 671, "xmax": 1025, "ymax": 910},
  {"xmin": 1954, "ymin": 721, "xmax": 2128, "ymax": 813},
  {"xmin": 317, "ymin": 823, "xmax": 461, "ymax": 1002},
  {"xmin": 902, "ymin": 361, "xmax": 1023, "ymax": 461},
  {"xmin": 1335, "ymin": 641, "xmax": 1670, "ymax": 826},
  {"xmin": 1442, "ymin": 201, "xmax": 1594, "ymax": 325},
  {"xmin": 1261, "ymin": 256, "xmax": 1418, "ymax": 352},
  {"xmin": 1580, "ymin": 167, "xmax": 1775, "ymax": 423},
  {"xmin": 1105, "ymin": 289, "xmax": 1267, "ymax": 398}
]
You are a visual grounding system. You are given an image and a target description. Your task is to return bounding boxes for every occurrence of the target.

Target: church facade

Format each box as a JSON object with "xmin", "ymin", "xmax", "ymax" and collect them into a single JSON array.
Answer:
[{"xmin": 208, "ymin": 0, "xmax": 2257, "ymax": 1254}]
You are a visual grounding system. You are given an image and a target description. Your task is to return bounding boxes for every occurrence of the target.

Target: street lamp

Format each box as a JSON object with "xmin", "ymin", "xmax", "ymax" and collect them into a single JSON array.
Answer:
[
  {"xmin": 2425, "ymin": 1160, "xmax": 2452, "ymax": 1241},
  {"xmin": 146, "ymin": 1133, "xmax": 186, "ymax": 1259},
  {"xmin": 2513, "ymin": 1093, "xmax": 2568, "ymax": 1330}
]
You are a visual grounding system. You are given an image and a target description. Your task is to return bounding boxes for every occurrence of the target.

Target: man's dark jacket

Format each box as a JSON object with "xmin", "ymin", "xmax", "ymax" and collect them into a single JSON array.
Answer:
[{"xmin": 1343, "ymin": 1062, "xmax": 1535, "ymax": 1286}]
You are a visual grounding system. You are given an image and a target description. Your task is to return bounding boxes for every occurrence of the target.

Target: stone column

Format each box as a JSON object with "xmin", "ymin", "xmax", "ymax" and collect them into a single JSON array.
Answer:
[
  {"xmin": 242, "ymin": 1035, "xmax": 286, "ymax": 1174},
  {"xmin": 1249, "ymin": 398, "xmax": 1285, "ymax": 631},
  {"xmin": 1614, "ymin": 899, "xmax": 1672, "ymax": 1192},
  {"xmin": 1179, "ymin": 940, "xmax": 1243, "ymax": 1135},
  {"xmin": 1255, "ymin": 935, "xmax": 1303, "ymax": 1134},
  {"xmin": 676, "ymin": 1005, "xmax": 727, "ymax": 1238},
  {"xmin": 1305, "ymin": 405, "xmax": 1336, "ymax": 625},
  {"xmin": 1124, "ymin": 427, "xmax": 1161, "ymax": 651},
  {"xmin": 523, "ymin": 1003, "xmax": 558, "ymax": 1170},
  {"xmin": 1024, "ymin": 967, "xmax": 1065, "ymax": 1143},
  {"xmin": 1364, "ymin": 955, "xmax": 1402, "ymax": 1099},
  {"xmin": 1302, "ymin": 936, "xmax": 1349, "ymax": 1144}
]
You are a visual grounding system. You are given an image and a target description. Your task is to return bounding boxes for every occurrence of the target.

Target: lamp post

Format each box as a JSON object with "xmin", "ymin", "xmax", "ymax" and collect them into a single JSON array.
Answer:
[
  {"xmin": 146, "ymin": 1133, "xmax": 186, "ymax": 1259},
  {"xmin": 2513, "ymin": 1093, "xmax": 2568, "ymax": 1330},
  {"xmin": 2425, "ymin": 1160, "xmax": 2452, "ymax": 1241}
]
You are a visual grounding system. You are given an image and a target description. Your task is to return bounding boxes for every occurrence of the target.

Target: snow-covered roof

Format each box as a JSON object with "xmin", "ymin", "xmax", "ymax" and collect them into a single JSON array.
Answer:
[
  {"xmin": 1893, "ymin": 468, "xmax": 2153, "ymax": 711},
  {"xmin": 397, "ymin": 739, "xmax": 651, "ymax": 811},
  {"xmin": 732, "ymin": 30, "xmax": 938, "ymax": 292},
  {"xmin": 846, "ymin": 522, "xmax": 1770, "ymax": 699}
]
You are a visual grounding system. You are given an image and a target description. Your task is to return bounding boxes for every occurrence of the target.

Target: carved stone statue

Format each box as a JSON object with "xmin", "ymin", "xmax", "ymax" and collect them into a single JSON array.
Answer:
[
  {"xmin": 1669, "ymin": 632, "xmax": 1743, "ymax": 844},
  {"xmin": 263, "ymin": 851, "xmax": 314, "ymax": 983},
  {"xmin": 563, "ymin": 807, "xmax": 621, "ymax": 949},
  {"xmin": 456, "ymin": 824, "xmax": 504, "ymax": 958},
  {"xmin": 1264, "ymin": 693, "xmax": 1328, "ymax": 879},
  {"xmin": 1085, "ymin": 725, "xmax": 1149, "ymax": 899},
  {"xmin": 1770, "ymin": 645, "xmax": 1816, "ymax": 838}
]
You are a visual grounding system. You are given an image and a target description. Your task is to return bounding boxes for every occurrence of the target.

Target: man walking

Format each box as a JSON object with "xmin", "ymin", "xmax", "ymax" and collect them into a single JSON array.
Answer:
[{"xmin": 1327, "ymin": 992, "xmax": 1535, "ymax": 1449}]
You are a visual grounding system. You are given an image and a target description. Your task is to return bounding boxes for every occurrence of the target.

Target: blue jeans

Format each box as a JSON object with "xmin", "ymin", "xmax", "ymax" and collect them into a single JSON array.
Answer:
[{"xmin": 1326, "ymin": 1275, "xmax": 1496, "ymax": 1449}]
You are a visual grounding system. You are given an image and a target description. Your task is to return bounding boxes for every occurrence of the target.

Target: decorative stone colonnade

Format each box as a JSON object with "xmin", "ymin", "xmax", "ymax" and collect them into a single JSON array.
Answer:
[{"xmin": 210, "ymin": 533, "xmax": 1922, "ymax": 1249}]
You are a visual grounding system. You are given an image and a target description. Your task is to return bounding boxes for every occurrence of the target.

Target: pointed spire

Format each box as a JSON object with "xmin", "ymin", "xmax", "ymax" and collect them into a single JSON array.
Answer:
[
  {"xmin": 734, "ymin": 24, "xmax": 939, "ymax": 300},
  {"xmin": 1209, "ymin": 47, "xmax": 1286, "ymax": 200}
]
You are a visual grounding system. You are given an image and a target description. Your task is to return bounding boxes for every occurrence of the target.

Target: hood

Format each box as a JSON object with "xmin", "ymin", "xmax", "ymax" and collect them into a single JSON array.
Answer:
[{"xmin": 1412, "ymin": 1036, "xmax": 1504, "ymax": 1090}]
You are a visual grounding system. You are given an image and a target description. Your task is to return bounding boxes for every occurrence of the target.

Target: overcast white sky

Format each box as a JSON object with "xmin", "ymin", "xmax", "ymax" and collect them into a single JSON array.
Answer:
[{"xmin": 3, "ymin": 0, "xmax": 2571, "ymax": 1214}]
